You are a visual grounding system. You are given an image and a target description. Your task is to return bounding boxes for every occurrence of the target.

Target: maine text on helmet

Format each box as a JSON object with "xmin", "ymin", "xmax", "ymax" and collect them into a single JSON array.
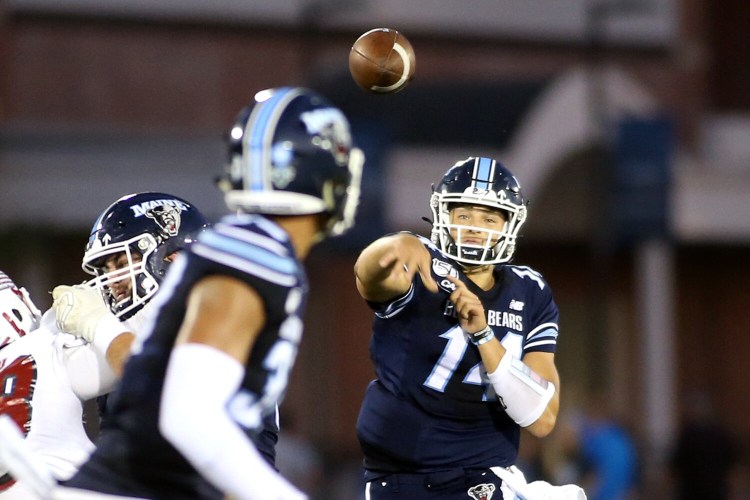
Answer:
[{"xmin": 130, "ymin": 199, "xmax": 190, "ymax": 217}]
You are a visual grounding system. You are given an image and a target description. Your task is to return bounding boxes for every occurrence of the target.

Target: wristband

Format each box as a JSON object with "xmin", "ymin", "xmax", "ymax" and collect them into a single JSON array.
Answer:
[{"xmin": 467, "ymin": 325, "xmax": 495, "ymax": 346}]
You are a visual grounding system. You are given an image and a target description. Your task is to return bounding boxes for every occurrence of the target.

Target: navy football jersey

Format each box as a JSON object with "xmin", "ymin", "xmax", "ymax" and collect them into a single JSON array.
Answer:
[
  {"xmin": 356, "ymin": 234, "xmax": 558, "ymax": 473},
  {"xmin": 65, "ymin": 214, "xmax": 307, "ymax": 499}
]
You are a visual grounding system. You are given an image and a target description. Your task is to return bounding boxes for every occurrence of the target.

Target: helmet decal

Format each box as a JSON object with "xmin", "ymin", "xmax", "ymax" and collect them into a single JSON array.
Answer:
[
  {"xmin": 145, "ymin": 204, "xmax": 182, "ymax": 237},
  {"xmin": 300, "ymin": 107, "xmax": 351, "ymax": 164},
  {"xmin": 270, "ymin": 142, "xmax": 297, "ymax": 188}
]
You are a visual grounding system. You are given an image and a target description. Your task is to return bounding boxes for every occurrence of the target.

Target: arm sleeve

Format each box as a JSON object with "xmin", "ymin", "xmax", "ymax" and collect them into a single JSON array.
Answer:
[
  {"xmin": 62, "ymin": 339, "xmax": 119, "ymax": 400},
  {"xmin": 159, "ymin": 343, "xmax": 306, "ymax": 500}
]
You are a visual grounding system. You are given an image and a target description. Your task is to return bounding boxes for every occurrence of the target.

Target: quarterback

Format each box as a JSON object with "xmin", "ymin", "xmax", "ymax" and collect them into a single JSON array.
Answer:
[{"xmin": 355, "ymin": 157, "xmax": 584, "ymax": 499}]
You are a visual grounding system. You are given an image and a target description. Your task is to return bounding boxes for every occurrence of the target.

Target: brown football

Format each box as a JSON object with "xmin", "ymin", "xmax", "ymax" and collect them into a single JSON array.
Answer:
[{"xmin": 349, "ymin": 28, "xmax": 416, "ymax": 94}]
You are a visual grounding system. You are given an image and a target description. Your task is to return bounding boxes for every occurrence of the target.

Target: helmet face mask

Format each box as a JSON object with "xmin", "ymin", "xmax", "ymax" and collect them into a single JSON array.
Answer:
[
  {"xmin": 218, "ymin": 87, "xmax": 364, "ymax": 237},
  {"xmin": 83, "ymin": 192, "xmax": 208, "ymax": 319},
  {"xmin": 443, "ymin": 204, "xmax": 510, "ymax": 264},
  {"xmin": 0, "ymin": 272, "xmax": 41, "ymax": 349},
  {"xmin": 430, "ymin": 157, "xmax": 527, "ymax": 266},
  {"xmin": 84, "ymin": 234, "xmax": 158, "ymax": 320}
]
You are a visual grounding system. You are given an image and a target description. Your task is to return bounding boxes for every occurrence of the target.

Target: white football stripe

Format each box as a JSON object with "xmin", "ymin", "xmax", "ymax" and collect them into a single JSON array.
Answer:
[{"xmin": 370, "ymin": 42, "xmax": 412, "ymax": 92}]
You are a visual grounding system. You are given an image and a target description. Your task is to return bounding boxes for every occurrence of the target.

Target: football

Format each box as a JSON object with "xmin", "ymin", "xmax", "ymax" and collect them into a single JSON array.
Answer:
[{"xmin": 349, "ymin": 28, "xmax": 415, "ymax": 94}]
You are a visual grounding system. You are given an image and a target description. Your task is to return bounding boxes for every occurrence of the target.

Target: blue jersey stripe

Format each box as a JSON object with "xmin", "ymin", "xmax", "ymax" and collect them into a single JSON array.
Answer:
[
  {"xmin": 192, "ymin": 242, "xmax": 297, "ymax": 287},
  {"xmin": 527, "ymin": 323, "xmax": 558, "ymax": 340},
  {"xmin": 524, "ymin": 326, "xmax": 558, "ymax": 352},
  {"xmin": 198, "ymin": 231, "xmax": 297, "ymax": 276},
  {"xmin": 214, "ymin": 222, "xmax": 289, "ymax": 256},
  {"xmin": 525, "ymin": 339, "xmax": 557, "ymax": 351},
  {"xmin": 220, "ymin": 214, "xmax": 290, "ymax": 244},
  {"xmin": 375, "ymin": 284, "xmax": 415, "ymax": 319}
]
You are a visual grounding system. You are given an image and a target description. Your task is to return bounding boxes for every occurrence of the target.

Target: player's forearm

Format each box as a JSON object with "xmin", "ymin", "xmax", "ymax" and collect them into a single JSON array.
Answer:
[
  {"xmin": 476, "ymin": 336, "xmax": 507, "ymax": 373},
  {"xmin": 525, "ymin": 391, "xmax": 559, "ymax": 437},
  {"xmin": 160, "ymin": 343, "xmax": 305, "ymax": 500},
  {"xmin": 485, "ymin": 350, "xmax": 556, "ymax": 433},
  {"xmin": 478, "ymin": 336, "xmax": 556, "ymax": 434},
  {"xmin": 105, "ymin": 332, "xmax": 135, "ymax": 378},
  {"xmin": 522, "ymin": 354, "xmax": 560, "ymax": 437}
]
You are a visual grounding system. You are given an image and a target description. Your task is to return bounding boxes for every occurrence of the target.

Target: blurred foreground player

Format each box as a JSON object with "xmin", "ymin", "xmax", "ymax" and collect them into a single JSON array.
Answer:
[
  {"xmin": 57, "ymin": 87, "xmax": 364, "ymax": 500},
  {"xmin": 53, "ymin": 194, "xmax": 278, "ymax": 469},
  {"xmin": 354, "ymin": 157, "xmax": 585, "ymax": 499}
]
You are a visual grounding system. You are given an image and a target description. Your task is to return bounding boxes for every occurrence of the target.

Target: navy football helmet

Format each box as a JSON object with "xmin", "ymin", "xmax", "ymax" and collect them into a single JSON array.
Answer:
[
  {"xmin": 218, "ymin": 87, "xmax": 364, "ymax": 237},
  {"xmin": 83, "ymin": 192, "xmax": 209, "ymax": 319},
  {"xmin": 430, "ymin": 157, "xmax": 527, "ymax": 266},
  {"xmin": 0, "ymin": 271, "xmax": 41, "ymax": 350}
]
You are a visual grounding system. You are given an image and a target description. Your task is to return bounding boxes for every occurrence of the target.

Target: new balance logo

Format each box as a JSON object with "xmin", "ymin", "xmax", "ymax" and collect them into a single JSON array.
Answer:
[{"xmin": 509, "ymin": 300, "xmax": 524, "ymax": 311}]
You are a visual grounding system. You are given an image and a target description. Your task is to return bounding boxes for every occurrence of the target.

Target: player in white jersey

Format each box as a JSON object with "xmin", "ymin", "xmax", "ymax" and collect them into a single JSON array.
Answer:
[{"xmin": 0, "ymin": 271, "xmax": 113, "ymax": 499}]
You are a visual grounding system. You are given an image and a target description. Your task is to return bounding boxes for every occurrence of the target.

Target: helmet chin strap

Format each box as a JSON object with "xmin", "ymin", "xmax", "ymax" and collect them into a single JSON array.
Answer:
[{"xmin": 458, "ymin": 246, "xmax": 497, "ymax": 261}]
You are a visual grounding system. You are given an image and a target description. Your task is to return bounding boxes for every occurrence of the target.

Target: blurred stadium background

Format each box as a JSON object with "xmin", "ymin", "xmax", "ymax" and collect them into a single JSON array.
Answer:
[{"xmin": 1, "ymin": 0, "xmax": 748, "ymax": 497}]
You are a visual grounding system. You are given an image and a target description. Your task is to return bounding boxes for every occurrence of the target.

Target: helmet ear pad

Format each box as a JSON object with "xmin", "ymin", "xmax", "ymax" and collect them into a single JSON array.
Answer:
[
  {"xmin": 148, "ymin": 242, "xmax": 174, "ymax": 281},
  {"xmin": 430, "ymin": 157, "xmax": 527, "ymax": 266}
]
